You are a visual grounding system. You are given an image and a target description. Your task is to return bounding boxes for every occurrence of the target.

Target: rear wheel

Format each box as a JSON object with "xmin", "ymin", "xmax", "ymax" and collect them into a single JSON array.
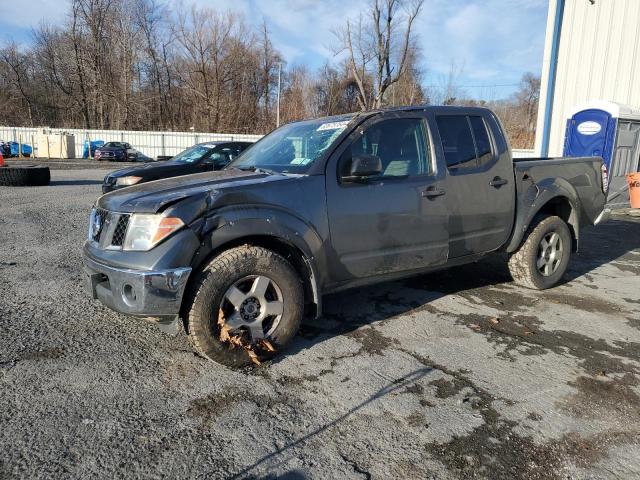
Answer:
[
  {"xmin": 185, "ymin": 246, "xmax": 304, "ymax": 367},
  {"xmin": 508, "ymin": 215, "xmax": 572, "ymax": 290}
]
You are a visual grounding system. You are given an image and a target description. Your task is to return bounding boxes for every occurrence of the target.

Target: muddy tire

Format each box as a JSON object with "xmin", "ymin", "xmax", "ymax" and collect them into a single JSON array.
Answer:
[
  {"xmin": 0, "ymin": 165, "xmax": 50, "ymax": 187},
  {"xmin": 185, "ymin": 246, "xmax": 304, "ymax": 367},
  {"xmin": 508, "ymin": 215, "xmax": 572, "ymax": 290}
]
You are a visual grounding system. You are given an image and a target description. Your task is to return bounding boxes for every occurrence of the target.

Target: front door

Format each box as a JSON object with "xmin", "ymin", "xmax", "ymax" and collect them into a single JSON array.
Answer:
[{"xmin": 325, "ymin": 116, "xmax": 449, "ymax": 281}]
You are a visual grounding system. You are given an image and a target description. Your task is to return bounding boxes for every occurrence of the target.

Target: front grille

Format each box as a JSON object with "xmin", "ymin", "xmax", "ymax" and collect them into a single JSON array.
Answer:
[
  {"xmin": 90, "ymin": 209, "xmax": 130, "ymax": 248},
  {"xmin": 92, "ymin": 208, "xmax": 108, "ymax": 242},
  {"xmin": 111, "ymin": 215, "xmax": 130, "ymax": 246}
]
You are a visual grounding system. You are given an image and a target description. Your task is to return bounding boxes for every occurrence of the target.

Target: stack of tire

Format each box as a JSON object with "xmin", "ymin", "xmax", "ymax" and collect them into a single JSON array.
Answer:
[{"xmin": 0, "ymin": 162, "xmax": 50, "ymax": 187}]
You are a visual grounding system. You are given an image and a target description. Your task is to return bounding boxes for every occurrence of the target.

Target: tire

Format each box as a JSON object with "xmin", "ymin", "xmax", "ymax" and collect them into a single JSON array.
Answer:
[
  {"xmin": 0, "ymin": 165, "xmax": 50, "ymax": 187},
  {"xmin": 508, "ymin": 215, "xmax": 572, "ymax": 290},
  {"xmin": 185, "ymin": 246, "xmax": 304, "ymax": 367}
]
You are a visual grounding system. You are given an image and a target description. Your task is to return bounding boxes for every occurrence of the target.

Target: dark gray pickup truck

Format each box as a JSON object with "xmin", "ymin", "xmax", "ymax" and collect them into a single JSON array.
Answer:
[{"xmin": 83, "ymin": 106, "xmax": 608, "ymax": 366}]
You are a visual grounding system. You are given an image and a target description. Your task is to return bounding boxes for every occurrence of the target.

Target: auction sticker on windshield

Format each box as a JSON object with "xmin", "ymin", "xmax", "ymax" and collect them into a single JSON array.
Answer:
[{"xmin": 317, "ymin": 120, "xmax": 350, "ymax": 131}]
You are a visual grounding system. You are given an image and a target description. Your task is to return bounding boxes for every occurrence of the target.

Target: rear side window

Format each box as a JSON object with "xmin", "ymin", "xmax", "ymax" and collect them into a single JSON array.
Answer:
[
  {"xmin": 469, "ymin": 116, "xmax": 493, "ymax": 166},
  {"xmin": 436, "ymin": 116, "xmax": 477, "ymax": 170}
]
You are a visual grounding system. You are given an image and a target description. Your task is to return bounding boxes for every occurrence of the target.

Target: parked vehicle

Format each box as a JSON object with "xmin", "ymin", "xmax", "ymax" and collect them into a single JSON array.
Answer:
[
  {"xmin": 94, "ymin": 142, "xmax": 138, "ymax": 162},
  {"xmin": 101, "ymin": 141, "xmax": 253, "ymax": 193},
  {"xmin": 0, "ymin": 141, "xmax": 11, "ymax": 158},
  {"xmin": 83, "ymin": 106, "xmax": 608, "ymax": 366}
]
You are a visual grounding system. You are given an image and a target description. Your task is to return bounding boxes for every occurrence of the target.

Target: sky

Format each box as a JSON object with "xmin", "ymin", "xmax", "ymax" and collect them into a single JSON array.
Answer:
[{"xmin": 0, "ymin": 0, "xmax": 549, "ymax": 99}]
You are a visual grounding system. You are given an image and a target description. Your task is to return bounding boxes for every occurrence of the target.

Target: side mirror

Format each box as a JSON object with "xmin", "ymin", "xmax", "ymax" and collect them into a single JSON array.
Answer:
[{"xmin": 343, "ymin": 154, "xmax": 382, "ymax": 182}]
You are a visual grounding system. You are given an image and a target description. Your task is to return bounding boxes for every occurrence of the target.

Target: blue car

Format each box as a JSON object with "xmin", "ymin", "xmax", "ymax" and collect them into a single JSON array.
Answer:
[{"xmin": 94, "ymin": 142, "xmax": 138, "ymax": 162}]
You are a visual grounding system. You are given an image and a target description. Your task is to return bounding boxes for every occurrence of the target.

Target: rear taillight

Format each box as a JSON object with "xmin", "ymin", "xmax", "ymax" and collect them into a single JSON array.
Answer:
[{"xmin": 601, "ymin": 163, "xmax": 609, "ymax": 193}]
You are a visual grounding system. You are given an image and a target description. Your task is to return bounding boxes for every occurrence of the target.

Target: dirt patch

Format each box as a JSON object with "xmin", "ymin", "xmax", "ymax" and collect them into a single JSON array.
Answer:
[
  {"xmin": 451, "ymin": 313, "xmax": 546, "ymax": 360},
  {"xmin": 450, "ymin": 312, "xmax": 640, "ymax": 376},
  {"xmin": 610, "ymin": 260, "xmax": 640, "ymax": 276},
  {"xmin": 541, "ymin": 291, "xmax": 627, "ymax": 315},
  {"xmin": 402, "ymin": 258, "xmax": 541, "ymax": 315},
  {"xmin": 429, "ymin": 377, "xmax": 467, "ymax": 399},
  {"xmin": 405, "ymin": 412, "xmax": 427, "ymax": 428},
  {"xmin": 402, "ymin": 382, "xmax": 425, "ymax": 396},
  {"xmin": 1, "ymin": 348, "xmax": 65, "ymax": 366},
  {"xmin": 187, "ymin": 390, "xmax": 246, "ymax": 427},
  {"xmin": 561, "ymin": 374, "xmax": 640, "ymax": 421},
  {"xmin": 403, "ymin": 351, "xmax": 638, "ymax": 479},
  {"xmin": 187, "ymin": 388, "xmax": 288, "ymax": 428},
  {"xmin": 346, "ymin": 327, "xmax": 399, "ymax": 356}
]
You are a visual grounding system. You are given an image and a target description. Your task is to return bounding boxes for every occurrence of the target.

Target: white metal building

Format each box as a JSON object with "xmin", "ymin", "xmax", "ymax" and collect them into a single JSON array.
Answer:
[{"xmin": 535, "ymin": 0, "xmax": 640, "ymax": 157}]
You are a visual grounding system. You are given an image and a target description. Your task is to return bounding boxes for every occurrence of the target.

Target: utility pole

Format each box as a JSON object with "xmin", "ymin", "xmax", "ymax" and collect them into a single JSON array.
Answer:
[{"xmin": 276, "ymin": 62, "xmax": 282, "ymax": 128}]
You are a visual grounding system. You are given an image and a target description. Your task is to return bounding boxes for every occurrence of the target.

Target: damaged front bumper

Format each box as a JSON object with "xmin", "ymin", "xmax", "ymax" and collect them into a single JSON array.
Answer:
[{"xmin": 83, "ymin": 255, "xmax": 191, "ymax": 328}]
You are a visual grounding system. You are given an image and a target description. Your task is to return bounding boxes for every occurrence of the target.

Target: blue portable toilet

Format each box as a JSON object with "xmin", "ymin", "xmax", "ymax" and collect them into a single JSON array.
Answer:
[{"xmin": 564, "ymin": 100, "xmax": 640, "ymax": 208}]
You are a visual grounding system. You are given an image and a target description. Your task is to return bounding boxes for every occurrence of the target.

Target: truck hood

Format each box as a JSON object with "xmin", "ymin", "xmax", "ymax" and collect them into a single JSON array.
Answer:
[{"xmin": 98, "ymin": 168, "xmax": 279, "ymax": 213}]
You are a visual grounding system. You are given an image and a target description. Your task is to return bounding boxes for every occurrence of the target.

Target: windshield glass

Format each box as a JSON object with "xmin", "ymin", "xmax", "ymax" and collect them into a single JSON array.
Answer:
[
  {"xmin": 228, "ymin": 115, "xmax": 353, "ymax": 174},
  {"xmin": 172, "ymin": 145, "xmax": 214, "ymax": 164},
  {"xmin": 103, "ymin": 142, "xmax": 126, "ymax": 148}
]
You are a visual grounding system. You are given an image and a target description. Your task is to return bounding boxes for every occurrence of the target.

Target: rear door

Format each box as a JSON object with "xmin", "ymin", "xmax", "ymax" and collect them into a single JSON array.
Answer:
[
  {"xmin": 325, "ymin": 114, "xmax": 449, "ymax": 281},
  {"xmin": 431, "ymin": 112, "xmax": 515, "ymax": 257}
]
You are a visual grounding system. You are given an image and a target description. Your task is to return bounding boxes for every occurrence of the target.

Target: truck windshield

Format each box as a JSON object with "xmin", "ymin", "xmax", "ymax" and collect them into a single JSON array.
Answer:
[{"xmin": 229, "ymin": 115, "xmax": 354, "ymax": 174}]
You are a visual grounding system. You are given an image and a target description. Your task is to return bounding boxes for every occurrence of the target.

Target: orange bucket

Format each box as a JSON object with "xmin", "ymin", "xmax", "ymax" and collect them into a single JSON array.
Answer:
[{"xmin": 629, "ymin": 172, "xmax": 640, "ymax": 208}]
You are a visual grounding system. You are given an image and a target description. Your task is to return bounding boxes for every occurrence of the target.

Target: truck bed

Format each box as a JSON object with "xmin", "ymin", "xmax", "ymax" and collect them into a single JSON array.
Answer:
[{"xmin": 512, "ymin": 156, "xmax": 606, "ymax": 231}]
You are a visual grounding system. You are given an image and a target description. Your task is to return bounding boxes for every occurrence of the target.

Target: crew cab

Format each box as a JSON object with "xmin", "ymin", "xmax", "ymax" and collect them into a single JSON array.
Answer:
[
  {"xmin": 102, "ymin": 141, "xmax": 253, "ymax": 193},
  {"xmin": 83, "ymin": 106, "xmax": 608, "ymax": 366}
]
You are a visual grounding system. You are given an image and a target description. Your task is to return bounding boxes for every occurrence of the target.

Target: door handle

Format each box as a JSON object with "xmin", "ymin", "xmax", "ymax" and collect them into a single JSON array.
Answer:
[
  {"xmin": 490, "ymin": 176, "xmax": 508, "ymax": 188},
  {"xmin": 422, "ymin": 186, "xmax": 446, "ymax": 198}
]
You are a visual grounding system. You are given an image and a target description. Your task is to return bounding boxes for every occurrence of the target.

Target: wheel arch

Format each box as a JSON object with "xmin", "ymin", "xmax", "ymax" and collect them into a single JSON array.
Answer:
[
  {"xmin": 507, "ymin": 178, "xmax": 581, "ymax": 253},
  {"xmin": 185, "ymin": 211, "xmax": 325, "ymax": 320}
]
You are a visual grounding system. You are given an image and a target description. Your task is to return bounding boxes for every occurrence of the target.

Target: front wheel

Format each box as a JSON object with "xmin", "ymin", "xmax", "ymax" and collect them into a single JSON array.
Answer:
[
  {"xmin": 508, "ymin": 215, "xmax": 572, "ymax": 290},
  {"xmin": 185, "ymin": 246, "xmax": 304, "ymax": 367}
]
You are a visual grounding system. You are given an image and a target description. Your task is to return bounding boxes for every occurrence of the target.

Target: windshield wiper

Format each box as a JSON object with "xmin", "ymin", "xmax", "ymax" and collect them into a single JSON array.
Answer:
[{"xmin": 235, "ymin": 166, "xmax": 282, "ymax": 175}]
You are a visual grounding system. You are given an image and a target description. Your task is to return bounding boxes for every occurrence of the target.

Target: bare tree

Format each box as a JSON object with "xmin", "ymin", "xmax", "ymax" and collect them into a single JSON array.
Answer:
[
  {"xmin": 337, "ymin": 0, "xmax": 424, "ymax": 109},
  {"xmin": 0, "ymin": 43, "xmax": 36, "ymax": 126}
]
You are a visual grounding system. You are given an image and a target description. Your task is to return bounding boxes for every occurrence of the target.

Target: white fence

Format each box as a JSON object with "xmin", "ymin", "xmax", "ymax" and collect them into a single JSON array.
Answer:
[
  {"xmin": 0, "ymin": 126, "xmax": 263, "ymax": 159},
  {"xmin": 512, "ymin": 148, "xmax": 537, "ymax": 158},
  {"xmin": 0, "ymin": 124, "xmax": 538, "ymax": 161}
]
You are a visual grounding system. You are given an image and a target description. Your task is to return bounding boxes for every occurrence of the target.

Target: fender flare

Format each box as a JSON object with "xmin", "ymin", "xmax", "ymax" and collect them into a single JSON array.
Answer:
[
  {"xmin": 506, "ymin": 176, "xmax": 581, "ymax": 253},
  {"xmin": 191, "ymin": 205, "xmax": 326, "ymax": 317}
]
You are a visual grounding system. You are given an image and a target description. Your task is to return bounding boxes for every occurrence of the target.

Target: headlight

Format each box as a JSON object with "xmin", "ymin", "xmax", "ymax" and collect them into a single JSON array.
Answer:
[
  {"xmin": 116, "ymin": 176, "xmax": 142, "ymax": 186},
  {"xmin": 123, "ymin": 214, "xmax": 184, "ymax": 251}
]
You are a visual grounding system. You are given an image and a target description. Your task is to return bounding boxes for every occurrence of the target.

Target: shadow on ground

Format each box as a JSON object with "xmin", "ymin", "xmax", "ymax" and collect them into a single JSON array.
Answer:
[
  {"xmin": 285, "ymin": 216, "xmax": 640, "ymax": 358},
  {"xmin": 49, "ymin": 179, "xmax": 103, "ymax": 186}
]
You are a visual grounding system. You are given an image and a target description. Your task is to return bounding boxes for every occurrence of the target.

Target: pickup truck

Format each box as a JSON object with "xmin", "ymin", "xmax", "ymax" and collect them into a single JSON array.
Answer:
[{"xmin": 83, "ymin": 106, "xmax": 608, "ymax": 367}]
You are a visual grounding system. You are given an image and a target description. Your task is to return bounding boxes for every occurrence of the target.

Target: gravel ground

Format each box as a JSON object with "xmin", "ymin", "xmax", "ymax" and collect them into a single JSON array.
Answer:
[{"xmin": 1, "ymin": 167, "xmax": 640, "ymax": 480}]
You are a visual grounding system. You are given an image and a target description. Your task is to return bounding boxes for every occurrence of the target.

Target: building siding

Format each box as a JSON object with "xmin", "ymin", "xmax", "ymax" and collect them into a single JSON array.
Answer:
[{"xmin": 535, "ymin": 0, "xmax": 640, "ymax": 156}]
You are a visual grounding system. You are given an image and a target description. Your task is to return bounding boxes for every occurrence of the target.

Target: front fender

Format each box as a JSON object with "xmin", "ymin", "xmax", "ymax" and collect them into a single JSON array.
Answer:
[
  {"xmin": 191, "ymin": 204, "xmax": 327, "ymax": 313},
  {"xmin": 506, "ymin": 176, "xmax": 581, "ymax": 253}
]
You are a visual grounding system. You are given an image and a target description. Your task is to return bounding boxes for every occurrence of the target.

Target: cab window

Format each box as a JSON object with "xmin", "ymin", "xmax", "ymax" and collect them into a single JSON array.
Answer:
[
  {"xmin": 436, "ymin": 114, "xmax": 495, "ymax": 171},
  {"xmin": 436, "ymin": 115, "xmax": 477, "ymax": 170},
  {"xmin": 469, "ymin": 116, "xmax": 493, "ymax": 166},
  {"xmin": 339, "ymin": 118, "xmax": 430, "ymax": 179}
]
